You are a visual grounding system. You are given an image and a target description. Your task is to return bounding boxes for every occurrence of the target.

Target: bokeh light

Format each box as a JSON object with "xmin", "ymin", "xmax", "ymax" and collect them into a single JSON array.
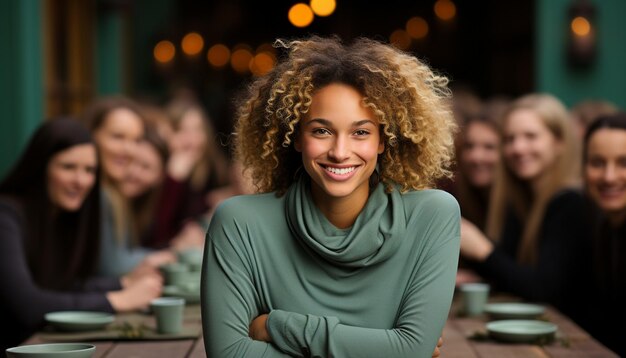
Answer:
[
  {"xmin": 406, "ymin": 16, "xmax": 429, "ymax": 39},
  {"xmin": 390, "ymin": 29, "xmax": 411, "ymax": 50},
  {"xmin": 154, "ymin": 40, "xmax": 175, "ymax": 64},
  {"xmin": 250, "ymin": 52, "xmax": 276, "ymax": 76},
  {"xmin": 288, "ymin": 3, "xmax": 314, "ymax": 27},
  {"xmin": 310, "ymin": 0, "xmax": 336, "ymax": 17},
  {"xmin": 571, "ymin": 16, "xmax": 591, "ymax": 37},
  {"xmin": 207, "ymin": 44, "xmax": 231, "ymax": 68},
  {"xmin": 434, "ymin": 0, "xmax": 456, "ymax": 21},
  {"xmin": 231, "ymin": 45, "xmax": 254, "ymax": 74},
  {"xmin": 181, "ymin": 32, "xmax": 204, "ymax": 56}
]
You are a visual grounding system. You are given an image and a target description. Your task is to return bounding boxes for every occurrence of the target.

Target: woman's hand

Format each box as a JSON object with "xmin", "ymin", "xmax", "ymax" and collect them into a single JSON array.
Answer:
[
  {"xmin": 249, "ymin": 314, "xmax": 272, "ymax": 342},
  {"xmin": 432, "ymin": 337, "xmax": 443, "ymax": 358},
  {"xmin": 107, "ymin": 274, "xmax": 163, "ymax": 312},
  {"xmin": 460, "ymin": 218, "xmax": 494, "ymax": 262},
  {"xmin": 171, "ymin": 221, "xmax": 206, "ymax": 251}
]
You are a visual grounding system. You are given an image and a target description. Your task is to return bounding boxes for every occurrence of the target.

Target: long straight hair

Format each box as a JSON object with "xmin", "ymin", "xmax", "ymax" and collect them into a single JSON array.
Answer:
[
  {"xmin": 486, "ymin": 94, "xmax": 580, "ymax": 264},
  {"xmin": 454, "ymin": 114, "xmax": 502, "ymax": 230},
  {"xmin": 0, "ymin": 118, "xmax": 100, "ymax": 289},
  {"xmin": 166, "ymin": 98, "xmax": 230, "ymax": 191},
  {"xmin": 82, "ymin": 96, "xmax": 146, "ymax": 244}
]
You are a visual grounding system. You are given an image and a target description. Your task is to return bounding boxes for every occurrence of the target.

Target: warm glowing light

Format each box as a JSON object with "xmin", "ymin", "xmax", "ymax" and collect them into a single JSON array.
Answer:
[
  {"xmin": 231, "ymin": 47, "xmax": 253, "ymax": 74},
  {"xmin": 571, "ymin": 16, "xmax": 591, "ymax": 37},
  {"xmin": 154, "ymin": 40, "xmax": 175, "ymax": 63},
  {"xmin": 250, "ymin": 52, "xmax": 276, "ymax": 76},
  {"xmin": 288, "ymin": 3, "xmax": 314, "ymax": 27},
  {"xmin": 406, "ymin": 16, "xmax": 429, "ymax": 39},
  {"xmin": 310, "ymin": 0, "xmax": 336, "ymax": 17},
  {"xmin": 181, "ymin": 32, "xmax": 204, "ymax": 56},
  {"xmin": 207, "ymin": 44, "xmax": 231, "ymax": 68},
  {"xmin": 390, "ymin": 29, "xmax": 411, "ymax": 50},
  {"xmin": 434, "ymin": 0, "xmax": 456, "ymax": 21}
]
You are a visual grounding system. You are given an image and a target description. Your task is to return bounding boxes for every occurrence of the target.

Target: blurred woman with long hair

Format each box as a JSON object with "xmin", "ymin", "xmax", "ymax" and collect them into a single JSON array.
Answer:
[
  {"xmin": 150, "ymin": 97, "xmax": 230, "ymax": 248},
  {"xmin": 459, "ymin": 94, "xmax": 588, "ymax": 317},
  {"xmin": 83, "ymin": 97, "xmax": 174, "ymax": 277},
  {"xmin": 581, "ymin": 113, "xmax": 626, "ymax": 357},
  {"xmin": 0, "ymin": 118, "xmax": 162, "ymax": 351}
]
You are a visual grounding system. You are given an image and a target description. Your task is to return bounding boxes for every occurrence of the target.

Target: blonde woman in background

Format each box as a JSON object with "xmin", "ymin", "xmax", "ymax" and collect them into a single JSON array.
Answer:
[
  {"xmin": 459, "ymin": 94, "xmax": 589, "ymax": 319},
  {"xmin": 151, "ymin": 97, "xmax": 230, "ymax": 248}
]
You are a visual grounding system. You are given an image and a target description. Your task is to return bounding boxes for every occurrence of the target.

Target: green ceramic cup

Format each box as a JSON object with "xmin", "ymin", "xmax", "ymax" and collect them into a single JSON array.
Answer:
[
  {"xmin": 151, "ymin": 297, "xmax": 185, "ymax": 334},
  {"xmin": 159, "ymin": 263, "xmax": 190, "ymax": 286},
  {"xmin": 6, "ymin": 343, "xmax": 95, "ymax": 357},
  {"xmin": 177, "ymin": 249, "xmax": 203, "ymax": 269},
  {"xmin": 460, "ymin": 283, "xmax": 490, "ymax": 316}
]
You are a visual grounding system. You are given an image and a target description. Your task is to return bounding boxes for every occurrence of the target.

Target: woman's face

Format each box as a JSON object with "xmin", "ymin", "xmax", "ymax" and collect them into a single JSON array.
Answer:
[
  {"xmin": 502, "ymin": 109, "xmax": 561, "ymax": 182},
  {"xmin": 296, "ymin": 83, "xmax": 384, "ymax": 205},
  {"xmin": 93, "ymin": 108, "xmax": 144, "ymax": 183},
  {"xmin": 47, "ymin": 144, "xmax": 98, "ymax": 211},
  {"xmin": 120, "ymin": 141, "xmax": 164, "ymax": 198},
  {"xmin": 173, "ymin": 109, "xmax": 208, "ymax": 153},
  {"xmin": 460, "ymin": 121, "xmax": 500, "ymax": 188},
  {"xmin": 585, "ymin": 128, "xmax": 626, "ymax": 219}
]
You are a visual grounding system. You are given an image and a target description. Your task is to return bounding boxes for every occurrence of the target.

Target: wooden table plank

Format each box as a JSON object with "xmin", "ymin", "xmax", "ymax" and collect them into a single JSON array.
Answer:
[
  {"xmin": 102, "ymin": 340, "xmax": 194, "ymax": 358},
  {"xmin": 188, "ymin": 336, "xmax": 207, "ymax": 358},
  {"xmin": 442, "ymin": 321, "xmax": 479, "ymax": 358}
]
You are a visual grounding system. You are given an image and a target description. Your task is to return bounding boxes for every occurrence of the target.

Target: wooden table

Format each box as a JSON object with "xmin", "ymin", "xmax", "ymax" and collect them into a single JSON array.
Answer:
[
  {"xmin": 24, "ymin": 297, "xmax": 618, "ymax": 357},
  {"xmin": 443, "ymin": 295, "xmax": 619, "ymax": 358}
]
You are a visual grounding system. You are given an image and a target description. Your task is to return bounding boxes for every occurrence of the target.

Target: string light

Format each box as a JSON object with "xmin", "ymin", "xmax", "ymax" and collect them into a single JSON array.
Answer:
[
  {"xmin": 288, "ymin": 3, "xmax": 314, "ymax": 27},
  {"xmin": 154, "ymin": 40, "xmax": 175, "ymax": 64}
]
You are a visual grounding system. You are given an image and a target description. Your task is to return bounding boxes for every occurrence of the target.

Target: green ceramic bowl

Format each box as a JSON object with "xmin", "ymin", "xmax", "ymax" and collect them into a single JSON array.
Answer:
[
  {"xmin": 45, "ymin": 311, "xmax": 114, "ymax": 332},
  {"xmin": 487, "ymin": 319, "xmax": 557, "ymax": 343},
  {"xmin": 6, "ymin": 343, "xmax": 95, "ymax": 357},
  {"xmin": 484, "ymin": 303, "xmax": 545, "ymax": 320}
]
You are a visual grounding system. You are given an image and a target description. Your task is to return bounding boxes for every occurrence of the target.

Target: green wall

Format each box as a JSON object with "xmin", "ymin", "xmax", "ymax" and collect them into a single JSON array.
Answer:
[
  {"xmin": 0, "ymin": 0, "xmax": 44, "ymax": 178},
  {"xmin": 536, "ymin": 0, "xmax": 626, "ymax": 109}
]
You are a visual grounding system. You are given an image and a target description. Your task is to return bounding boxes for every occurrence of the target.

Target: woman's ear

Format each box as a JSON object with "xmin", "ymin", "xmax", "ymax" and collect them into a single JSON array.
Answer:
[{"xmin": 378, "ymin": 139, "xmax": 384, "ymax": 154}]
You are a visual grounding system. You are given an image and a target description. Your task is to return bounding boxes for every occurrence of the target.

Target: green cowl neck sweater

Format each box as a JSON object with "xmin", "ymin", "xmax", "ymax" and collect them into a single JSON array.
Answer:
[{"xmin": 285, "ymin": 176, "xmax": 405, "ymax": 268}]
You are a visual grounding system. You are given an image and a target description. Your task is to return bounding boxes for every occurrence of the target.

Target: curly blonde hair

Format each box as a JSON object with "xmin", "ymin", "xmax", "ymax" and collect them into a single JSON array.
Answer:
[{"xmin": 234, "ymin": 36, "xmax": 456, "ymax": 195}]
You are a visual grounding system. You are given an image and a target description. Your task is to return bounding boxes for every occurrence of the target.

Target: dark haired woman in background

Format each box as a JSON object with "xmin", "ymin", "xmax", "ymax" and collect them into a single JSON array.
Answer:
[
  {"xmin": 0, "ymin": 118, "xmax": 162, "ymax": 351},
  {"xmin": 582, "ymin": 113, "xmax": 626, "ymax": 357}
]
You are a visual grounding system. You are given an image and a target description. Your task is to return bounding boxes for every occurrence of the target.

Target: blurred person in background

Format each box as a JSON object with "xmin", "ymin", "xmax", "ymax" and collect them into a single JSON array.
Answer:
[
  {"xmin": 570, "ymin": 99, "xmax": 619, "ymax": 140},
  {"xmin": 119, "ymin": 125, "xmax": 168, "ymax": 246},
  {"xmin": 459, "ymin": 94, "xmax": 589, "ymax": 319},
  {"xmin": 453, "ymin": 114, "xmax": 501, "ymax": 230},
  {"xmin": 581, "ymin": 113, "xmax": 626, "ymax": 357},
  {"xmin": 0, "ymin": 118, "xmax": 162, "ymax": 352},
  {"xmin": 83, "ymin": 97, "xmax": 175, "ymax": 278},
  {"xmin": 451, "ymin": 112, "xmax": 502, "ymax": 285},
  {"xmin": 151, "ymin": 96, "xmax": 230, "ymax": 249}
]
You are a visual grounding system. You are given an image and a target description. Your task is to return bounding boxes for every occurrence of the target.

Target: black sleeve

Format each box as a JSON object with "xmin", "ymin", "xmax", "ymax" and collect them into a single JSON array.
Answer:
[
  {"xmin": 476, "ymin": 191, "xmax": 590, "ymax": 309},
  {"xmin": 0, "ymin": 204, "xmax": 115, "ymax": 337},
  {"xmin": 78, "ymin": 276, "xmax": 122, "ymax": 292}
]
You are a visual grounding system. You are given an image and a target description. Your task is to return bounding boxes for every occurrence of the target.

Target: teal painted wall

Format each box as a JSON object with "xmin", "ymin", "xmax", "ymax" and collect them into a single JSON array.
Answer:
[
  {"xmin": 0, "ymin": 0, "xmax": 43, "ymax": 178},
  {"xmin": 96, "ymin": 5, "xmax": 124, "ymax": 95},
  {"xmin": 536, "ymin": 0, "xmax": 626, "ymax": 109}
]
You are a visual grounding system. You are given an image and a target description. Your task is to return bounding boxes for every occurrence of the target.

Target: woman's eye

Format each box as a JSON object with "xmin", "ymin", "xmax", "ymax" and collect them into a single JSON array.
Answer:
[
  {"xmin": 312, "ymin": 128, "xmax": 330, "ymax": 135},
  {"xmin": 588, "ymin": 157, "xmax": 605, "ymax": 168},
  {"xmin": 354, "ymin": 130, "xmax": 370, "ymax": 136}
]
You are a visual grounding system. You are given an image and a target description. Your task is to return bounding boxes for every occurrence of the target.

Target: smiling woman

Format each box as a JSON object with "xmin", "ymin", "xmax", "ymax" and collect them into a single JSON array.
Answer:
[
  {"xmin": 202, "ymin": 36, "xmax": 458, "ymax": 358},
  {"xmin": 581, "ymin": 113, "xmax": 626, "ymax": 357}
]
